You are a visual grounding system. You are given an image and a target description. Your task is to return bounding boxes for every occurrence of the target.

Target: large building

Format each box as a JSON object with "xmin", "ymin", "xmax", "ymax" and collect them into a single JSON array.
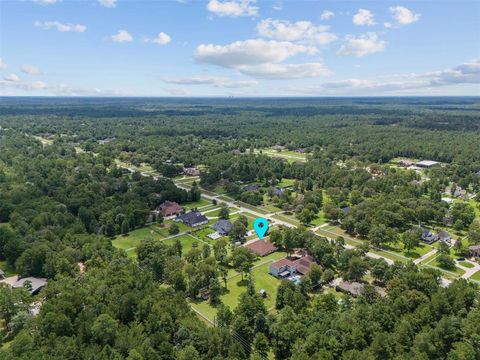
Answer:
[
  {"xmin": 176, "ymin": 211, "xmax": 208, "ymax": 227},
  {"xmin": 244, "ymin": 239, "xmax": 278, "ymax": 257},
  {"xmin": 416, "ymin": 160, "xmax": 440, "ymax": 168},
  {"xmin": 269, "ymin": 254, "xmax": 314, "ymax": 278},
  {"xmin": 158, "ymin": 201, "xmax": 183, "ymax": 217}
]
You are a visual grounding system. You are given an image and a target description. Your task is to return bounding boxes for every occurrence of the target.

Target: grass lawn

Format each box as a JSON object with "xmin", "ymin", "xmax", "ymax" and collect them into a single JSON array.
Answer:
[
  {"xmin": 272, "ymin": 213, "xmax": 301, "ymax": 226},
  {"xmin": 458, "ymin": 261, "xmax": 475, "ymax": 268},
  {"xmin": 206, "ymin": 207, "xmax": 238, "ymax": 217},
  {"xmin": 112, "ymin": 225, "xmax": 164, "ymax": 252},
  {"xmin": 276, "ymin": 178, "xmax": 296, "ymax": 188},
  {"xmin": 427, "ymin": 260, "xmax": 465, "ymax": 276},
  {"xmin": 190, "ymin": 260, "xmax": 284, "ymax": 323},
  {"xmin": 310, "ymin": 211, "xmax": 327, "ymax": 226},
  {"xmin": 470, "ymin": 270, "xmax": 480, "ymax": 282},
  {"xmin": 0, "ymin": 260, "xmax": 15, "ymax": 277},
  {"xmin": 183, "ymin": 199, "xmax": 210, "ymax": 210},
  {"xmin": 155, "ymin": 220, "xmax": 191, "ymax": 237},
  {"xmin": 163, "ymin": 234, "xmax": 202, "ymax": 255},
  {"xmin": 236, "ymin": 201, "xmax": 270, "ymax": 215},
  {"xmin": 192, "ymin": 227, "xmax": 226, "ymax": 245}
]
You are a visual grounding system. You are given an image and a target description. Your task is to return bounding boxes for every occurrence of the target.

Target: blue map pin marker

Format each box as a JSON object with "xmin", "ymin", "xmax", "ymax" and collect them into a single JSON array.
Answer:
[{"xmin": 253, "ymin": 217, "xmax": 269, "ymax": 239}]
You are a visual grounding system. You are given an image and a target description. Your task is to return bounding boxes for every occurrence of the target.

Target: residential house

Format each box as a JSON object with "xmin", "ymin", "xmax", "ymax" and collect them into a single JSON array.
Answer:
[
  {"xmin": 273, "ymin": 187, "xmax": 285, "ymax": 196},
  {"xmin": 438, "ymin": 231, "xmax": 452, "ymax": 245},
  {"xmin": 183, "ymin": 167, "xmax": 200, "ymax": 176},
  {"xmin": 411, "ymin": 226, "xmax": 439, "ymax": 244},
  {"xmin": 342, "ymin": 206, "xmax": 352, "ymax": 215},
  {"xmin": 272, "ymin": 145, "xmax": 285, "ymax": 151},
  {"xmin": 13, "ymin": 277, "xmax": 47, "ymax": 295},
  {"xmin": 336, "ymin": 281, "xmax": 365, "ymax": 296},
  {"xmin": 243, "ymin": 184, "xmax": 260, "ymax": 192},
  {"xmin": 158, "ymin": 201, "xmax": 183, "ymax": 217},
  {"xmin": 421, "ymin": 229, "xmax": 439, "ymax": 244},
  {"xmin": 336, "ymin": 281, "xmax": 386, "ymax": 297},
  {"xmin": 213, "ymin": 219, "xmax": 232, "ymax": 236},
  {"xmin": 269, "ymin": 254, "xmax": 314, "ymax": 278},
  {"xmin": 245, "ymin": 239, "xmax": 278, "ymax": 257},
  {"xmin": 469, "ymin": 245, "xmax": 480, "ymax": 258},
  {"xmin": 416, "ymin": 160, "xmax": 440, "ymax": 168},
  {"xmin": 176, "ymin": 211, "xmax": 208, "ymax": 227},
  {"xmin": 396, "ymin": 159, "xmax": 414, "ymax": 167}
]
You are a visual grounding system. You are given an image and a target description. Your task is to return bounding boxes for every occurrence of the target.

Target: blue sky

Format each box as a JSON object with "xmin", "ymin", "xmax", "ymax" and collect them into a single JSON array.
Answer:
[{"xmin": 0, "ymin": 0, "xmax": 479, "ymax": 96}]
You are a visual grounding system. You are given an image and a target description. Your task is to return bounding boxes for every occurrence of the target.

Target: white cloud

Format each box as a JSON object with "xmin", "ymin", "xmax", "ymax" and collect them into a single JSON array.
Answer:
[
  {"xmin": 165, "ymin": 88, "xmax": 192, "ymax": 95},
  {"xmin": 207, "ymin": 0, "xmax": 258, "ymax": 17},
  {"xmin": 4, "ymin": 74, "xmax": 20, "ymax": 82},
  {"xmin": 320, "ymin": 10, "xmax": 334, "ymax": 20},
  {"xmin": 32, "ymin": 0, "xmax": 61, "ymax": 5},
  {"xmin": 337, "ymin": 32, "xmax": 385, "ymax": 57},
  {"xmin": 98, "ymin": 0, "xmax": 117, "ymax": 8},
  {"xmin": 384, "ymin": 22, "xmax": 392, "ymax": 28},
  {"xmin": 0, "ymin": 58, "xmax": 7, "ymax": 70},
  {"xmin": 144, "ymin": 32, "xmax": 171, "ymax": 45},
  {"xmin": 257, "ymin": 18, "xmax": 337, "ymax": 45},
  {"xmin": 195, "ymin": 39, "xmax": 330, "ymax": 79},
  {"xmin": 429, "ymin": 59, "xmax": 480, "ymax": 85},
  {"xmin": 195, "ymin": 39, "xmax": 316, "ymax": 67},
  {"xmin": 34, "ymin": 21, "xmax": 86, "ymax": 33},
  {"xmin": 272, "ymin": 1, "xmax": 282, "ymax": 11},
  {"xmin": 21, "ymin": 65, "xmax": 41, "ymax": 75},
  {"xmin": 297, "ymin": 59, "xmax": 480, "ymax": 95},
  {"xmin": 237, "ymin": 62, "xmax": 330, "ymax": 79},
  {"xmin": 162, "ymin": 75, "xmax": 257, "ymax": 88},
  {"xmin": 353, "ymin": 9, "xmax": 375, "ymax": 26},
  {"xmin": 110, "ymin": 30, "xmax": 133, "ymax": 43},
  {"xmin": 389, "ymin": 6, "xmax": 420, "ymax": 25},
  {"xmin": 0, "ymin": 78, "xmax": 131, "ymax": 96}
]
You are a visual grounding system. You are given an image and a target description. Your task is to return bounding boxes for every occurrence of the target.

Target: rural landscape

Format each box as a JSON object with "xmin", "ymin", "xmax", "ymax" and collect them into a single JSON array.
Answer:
[
  {"xmin": 1, "ymin": 0, "xmax": 480, "ymax": 359},
  {"xmin": 0, "ymin": 97, "xmax": 480, "ymax": 359}
]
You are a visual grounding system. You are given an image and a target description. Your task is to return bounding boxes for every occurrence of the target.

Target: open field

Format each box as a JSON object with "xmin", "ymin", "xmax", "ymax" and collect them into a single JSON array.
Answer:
[
  {"xmin": 112, "ymin": 225, "xmax": 164, "ymax": 253},
  {"xmin": 190, "ymin": 261, "xmax": 283, "ymax": 322},
  {"xmin": 163, "ymin": 234, "xmax": 203, "ymax": 255},
  {"xmin": 255, "ymin": 148, "xmax": 308, "ymax": 163}
]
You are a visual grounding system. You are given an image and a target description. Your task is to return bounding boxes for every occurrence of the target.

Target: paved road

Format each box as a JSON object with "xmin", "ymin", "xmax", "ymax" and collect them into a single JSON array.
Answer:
[{"xmin": 117, "ymin": 161, "xmax": 479, "ymax": 285}]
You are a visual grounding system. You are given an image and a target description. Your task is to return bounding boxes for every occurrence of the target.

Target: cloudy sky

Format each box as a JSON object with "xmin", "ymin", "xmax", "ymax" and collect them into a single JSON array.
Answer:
[{"xmin": 0, "ymin": 0, "xmax": 479, "ymax": 96}]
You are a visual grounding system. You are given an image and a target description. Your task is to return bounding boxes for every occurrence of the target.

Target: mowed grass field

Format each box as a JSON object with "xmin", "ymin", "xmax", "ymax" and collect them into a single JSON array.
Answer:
[{"xmin": 190, "ymin": 260, "xmax": 283, "ymax": 322}]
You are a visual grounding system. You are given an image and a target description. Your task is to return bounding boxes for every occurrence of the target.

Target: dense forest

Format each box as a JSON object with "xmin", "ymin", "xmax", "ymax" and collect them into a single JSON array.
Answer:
[{"xmin": 0, "ymin": 97, "xmax": 479, "ymax": 359}]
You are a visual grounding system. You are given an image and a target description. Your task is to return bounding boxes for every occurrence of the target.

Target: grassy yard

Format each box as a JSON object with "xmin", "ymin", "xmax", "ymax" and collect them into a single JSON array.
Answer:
[
  {"xmin": 155, "ymin": 220, "xmax": 191, "ymax": 237},
  {"xmin": 310, "ymin": 211, "xmax": 327, "ymax": 226},
  {"xmin": 470, "ymin": 270, "xmax": 480, "ymax": 282},
  {"xmin": 271, "ymin": 213, "xmax": 301, "ymax": 226},
  {"xmin": 276, "ymin": 178, "xmax": 296, "ymax": 188},
  {"xmin": 191, "ymin": 261, "xmax": 283, "ymax": 322},
  {"xmin": 112, "ymin": 225, "xmax": 164, "ymax": 252},
  {"xmin": 183, "ymin": 199, "xmax": 211, "ymax": 210},
  {"xmin": 163, "ymin": 234, "xmax": 203, "ymax": 255},
  {"xmin": 458, "ymin": 261, "xmax": 475, "ymax": 268}
]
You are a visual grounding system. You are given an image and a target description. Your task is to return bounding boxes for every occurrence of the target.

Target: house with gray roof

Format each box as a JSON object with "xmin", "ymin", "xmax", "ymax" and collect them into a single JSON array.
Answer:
[
  {"xmin": 213, "ymin": 219, "xmax": 232, "ymax": 235},
  {"xmin": 176, "ymin": 211, "xmax": 208, "ymax": 227},
  {"xmin": 438, "ymin": 231, "xmax": 452, "ymax": 244},
  {"xmin": 243, "ymin": 184, "xmax": 260, "ymax": 192},
  {"xmin": 13, "ymin": 277, "xmax": 47, "ymax": 295}
]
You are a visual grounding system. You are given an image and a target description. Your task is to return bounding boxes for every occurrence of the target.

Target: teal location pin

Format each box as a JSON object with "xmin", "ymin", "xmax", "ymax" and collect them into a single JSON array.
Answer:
[{"xmin": 253, "ymin": 217, "xmax": 269, "ymax": 239}]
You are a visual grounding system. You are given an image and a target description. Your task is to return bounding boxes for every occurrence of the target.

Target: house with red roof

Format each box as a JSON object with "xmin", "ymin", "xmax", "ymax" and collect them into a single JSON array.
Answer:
[
  {"xmin": 158, "ymin": 201, "xmax": 183, "ymax": 217},
  {"xmin": 244, "ymin": 239, "xmax": 278, "ymax": 257}
]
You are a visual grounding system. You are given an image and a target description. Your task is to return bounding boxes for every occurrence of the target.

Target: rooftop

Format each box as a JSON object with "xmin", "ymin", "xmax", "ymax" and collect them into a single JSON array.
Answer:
[{"xmin": 244, "ymin": 239, "xmax": 278, "ymax": 257}]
